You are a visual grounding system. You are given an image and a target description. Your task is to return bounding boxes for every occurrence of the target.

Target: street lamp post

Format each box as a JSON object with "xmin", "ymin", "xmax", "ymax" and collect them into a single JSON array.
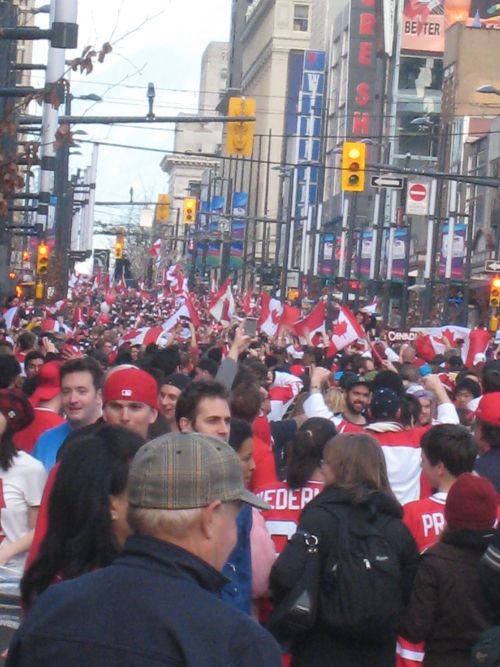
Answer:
[{"xmin": 53, "ymin": 90, "xmax": 102, "ymax": 296}]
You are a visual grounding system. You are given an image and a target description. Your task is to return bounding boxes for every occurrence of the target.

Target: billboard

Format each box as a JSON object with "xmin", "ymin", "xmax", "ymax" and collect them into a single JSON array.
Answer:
[
  {"xmin": 402, "ymin": 0, "xmax": 500, "ymax": 54},
  {"xmin": 402, "ymin": 0, "xmax": 445, "ymax": 53}
]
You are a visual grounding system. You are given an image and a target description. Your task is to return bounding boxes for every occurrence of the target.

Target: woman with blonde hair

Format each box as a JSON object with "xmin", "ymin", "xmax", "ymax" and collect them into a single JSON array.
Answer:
[{"xmin": 270, "ymin": 433, "xmax": 418, "ymax": 667}]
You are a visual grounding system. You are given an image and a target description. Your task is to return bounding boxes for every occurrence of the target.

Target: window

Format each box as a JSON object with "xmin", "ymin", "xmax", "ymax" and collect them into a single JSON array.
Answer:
[{"xmin": 293, "ymin": 4, "xmax": 309, "ymax": 31}]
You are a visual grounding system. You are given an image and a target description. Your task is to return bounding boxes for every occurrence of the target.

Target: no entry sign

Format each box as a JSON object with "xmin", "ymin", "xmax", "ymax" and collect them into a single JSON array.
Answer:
[{"xmin": 406, "ymin": 179, "xmax": 430, "ymax": 215}]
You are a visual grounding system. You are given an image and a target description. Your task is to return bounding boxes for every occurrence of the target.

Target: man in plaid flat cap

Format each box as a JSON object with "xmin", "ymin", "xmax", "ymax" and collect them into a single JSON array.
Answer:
[{"xmin": 6, "ymin": 433, "xmax": 281, "ymax": 667}]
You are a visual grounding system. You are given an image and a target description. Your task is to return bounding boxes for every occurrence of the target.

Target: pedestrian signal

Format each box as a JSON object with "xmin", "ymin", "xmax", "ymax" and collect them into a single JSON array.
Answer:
[
  {"xmin": 341, "ymin": 142, "xmax": 366, "ymax": 192},
  {"xmin": 490, "ymin": 276, "xmax": 500, "ymax": 308}
]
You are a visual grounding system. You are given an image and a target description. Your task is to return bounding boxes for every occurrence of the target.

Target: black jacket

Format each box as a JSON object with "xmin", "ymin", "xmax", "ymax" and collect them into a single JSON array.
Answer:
[
  {"xmin": 401, "ymin": 529, "xmax": 499, "ymax": 667},
  {"xmin": 270, "ymin": 485, "xmax": 419, "ymax": 667},
  {"xmin": 7, "ymin": 534, "xmax": 281, "ymax": 667}
]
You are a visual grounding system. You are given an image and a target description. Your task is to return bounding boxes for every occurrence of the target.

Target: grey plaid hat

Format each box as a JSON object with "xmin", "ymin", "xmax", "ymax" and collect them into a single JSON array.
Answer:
[{"xmin": 127, "ymin": 432, "xmax": 270, "ymax": 511}]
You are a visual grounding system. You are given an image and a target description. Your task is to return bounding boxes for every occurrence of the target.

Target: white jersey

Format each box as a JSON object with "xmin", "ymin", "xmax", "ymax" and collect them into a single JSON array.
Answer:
[{"xmin": 0, "ymin": 451, "xmax": 47, "ymax": 546}]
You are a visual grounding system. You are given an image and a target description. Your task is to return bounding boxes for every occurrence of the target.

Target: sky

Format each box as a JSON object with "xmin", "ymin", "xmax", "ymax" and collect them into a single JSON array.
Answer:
[{"xmin": 31, "ymin": 0, "xmax": 231, "ymax": 237}]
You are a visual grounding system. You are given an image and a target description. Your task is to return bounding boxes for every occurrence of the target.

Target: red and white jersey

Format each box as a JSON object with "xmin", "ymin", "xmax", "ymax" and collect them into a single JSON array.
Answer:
[
  {"xmin": 256, "ymin": 480, "xmax": 324, "ymax": 553},
  {"xmin": 397, "ymin": 493, "xmax": 447, "ymax": 667},
  {"xmin": 403, "ymin": 492, "xmax": 447, "ymax": 553}
]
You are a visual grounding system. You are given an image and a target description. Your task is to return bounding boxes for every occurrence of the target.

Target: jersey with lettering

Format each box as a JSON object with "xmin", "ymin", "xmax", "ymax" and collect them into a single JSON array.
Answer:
[
  {"xmin": 256, "ymin": 480, "xmax": 324, "ymax": 554},
  {"xmin": 397, "ymin": 493, "xmax": 447, "ymax": 667},
  {"xmin": 403, "ymin": 492, "xmax": 447, "ymax": 553}
]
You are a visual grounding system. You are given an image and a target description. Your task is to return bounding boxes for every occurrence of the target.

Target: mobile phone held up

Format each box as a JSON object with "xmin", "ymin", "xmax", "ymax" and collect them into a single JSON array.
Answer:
[{"xmin": 245, "ymin": 317, "xmax": 258, "ymax": 338}]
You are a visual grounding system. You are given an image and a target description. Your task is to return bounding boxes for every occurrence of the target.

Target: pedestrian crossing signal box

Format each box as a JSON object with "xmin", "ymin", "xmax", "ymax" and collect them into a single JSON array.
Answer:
[{"xmin": 490, "ymin": 276, "xmax": 500, "ymax": 307}]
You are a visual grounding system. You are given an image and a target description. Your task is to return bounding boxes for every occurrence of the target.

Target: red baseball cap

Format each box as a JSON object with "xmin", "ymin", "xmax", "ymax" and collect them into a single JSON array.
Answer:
[
  {"xmin": 30, "ymin": 361, "xmax": 62, "ymax": 407},
  {"xmin": 476, "ymin": 392, "xmax": 500, "ymax": 427},
  {"xmin": 103, "ymin": 367, "xmax": 158, "ymax": 410}
]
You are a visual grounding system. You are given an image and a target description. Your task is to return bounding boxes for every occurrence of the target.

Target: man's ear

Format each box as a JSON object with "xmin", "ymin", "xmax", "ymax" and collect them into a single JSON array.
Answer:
[
  {"xmin": 200, "ymin": 500, "xmax": 222, "ymax": 540},
  {"xmin": 178, "ymin": 417, "xmax": 193, "ymax": 433},
  {"xmin": 149, "ymin": 408, "xmax": 158, "ymax": 425}
]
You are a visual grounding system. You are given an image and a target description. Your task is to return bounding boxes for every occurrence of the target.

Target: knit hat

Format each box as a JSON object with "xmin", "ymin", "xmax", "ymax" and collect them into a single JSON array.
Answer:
[
  {"xmin": 163, "ymin": 373, "xmax": 191, "ymax": 392},
  {"xmin": 30, "ymin": 361, "xmax": 62, "ymax": 407},
  {"xmin": 445, "ymin": 473, "xmax": 497, "ymax": 531},
  {"xmin": 371, "ymin": 387, "xmax": 400, "ymax": 421},
  {"xmin": 128, "ymin": 433, "xmax": 269, "ymax": 510},
  {"xmin": 476, "ymin": 392, "xmax": 500, "ymax": 427},
  {"xmin": 103, "ymin": 367, "xmax": 158, "ymax": 410},
  {"xmin": 0, "ymin": 389, "xmax": 35, "ymax": 433}
]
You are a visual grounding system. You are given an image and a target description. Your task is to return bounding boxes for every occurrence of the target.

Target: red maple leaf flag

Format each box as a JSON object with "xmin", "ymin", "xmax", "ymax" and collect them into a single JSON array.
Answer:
[
  {"xmin": 258, "ymin": 292, "xmax": 284, "ymax": 337},
  {"xmin": 332, "ymin": 320, "xmax": 348, "ymax": 338},
  {"xmin": 280, "ymin": 304, "xmax": 301, "ymax": 330},
  {"xmin": 183, "ymin": 294, "xmax": 202, "ymax": 328},
  {"xmin": 209, "ymin": 279, "xmax": 235, "ymax": 323},
  {"xmin": 292, "ymin": 301, "xmax": 326, "ymax": 342},
  {"xmin": 465, "ymin": 327, "xmax": 491, "ymax": 367},
  {"xmin": 326, "ymin": 306, "xmax": 365, "ymax": 356}
]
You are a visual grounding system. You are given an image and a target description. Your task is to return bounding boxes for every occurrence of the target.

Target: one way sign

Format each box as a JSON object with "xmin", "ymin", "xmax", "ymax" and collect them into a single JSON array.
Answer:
[
  {"xmin": 485, "ymin": 259, "xmax": 500, "ymax": 272},
  {"xmin": 370, "ymin": 175, "xmax": 405, "ymax": 189}
]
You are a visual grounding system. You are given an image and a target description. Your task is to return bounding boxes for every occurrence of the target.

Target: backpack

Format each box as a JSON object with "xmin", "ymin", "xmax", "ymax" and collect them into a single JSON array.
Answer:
[
  {"xmin": 317, "ymin": 504, "xmax": 403, "ymax": 644},
  {"xmin": 471, "ymin": 626, "xmax": 500, "ymax": 667}
]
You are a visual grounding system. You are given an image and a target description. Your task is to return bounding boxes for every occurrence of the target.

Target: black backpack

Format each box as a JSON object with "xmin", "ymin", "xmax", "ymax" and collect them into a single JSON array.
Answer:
[{"xmin": 317, "ymin": 504, "xmax": 403, "ymax": 644}]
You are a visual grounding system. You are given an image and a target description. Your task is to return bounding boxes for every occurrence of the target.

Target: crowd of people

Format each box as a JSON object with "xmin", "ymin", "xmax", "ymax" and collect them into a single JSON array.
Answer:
[{"xmin": 0, "ymin": 279, "xmax": 498, "ymax": 666}]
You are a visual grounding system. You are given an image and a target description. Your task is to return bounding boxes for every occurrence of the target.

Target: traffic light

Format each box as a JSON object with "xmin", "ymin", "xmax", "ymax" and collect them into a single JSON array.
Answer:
[
  {"xmin": 341, "ymin": 141, "xmax": 366, "ymax": 192},
  {"xmin": 226, "ymin": 96, "xmax": 256, "ymax": 158},
  {"xmin": 490, "ymin": 276, "xmax": 500, "ymax": 307},
  {"xmin": 183, "ymin": 197, "xmax": 197, "ymax": 224},
  {"xmin": 115, "ymin": 234, "xmax": 124, "ymax": 259},
  {"xmin": 36, "ymin": 242, "xmax": 49, "ymax": 276},
  {"xmin": 156, "ymin": 194, "xmax": 170, "ymax": 223},
  {"xmin": 22, "ymin": 250, "xmax": 30, "ymax": 263}
]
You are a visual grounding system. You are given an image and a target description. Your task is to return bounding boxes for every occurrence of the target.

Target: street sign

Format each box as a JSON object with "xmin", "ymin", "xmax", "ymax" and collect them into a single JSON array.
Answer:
[
  {"xmin": 370, "ymin": 175, "xmax": 405, "ymax": 189},
  {"xmin": 68, "ymin": 250, "xmax": 91, "ymax": 262},
  {"xmin": 485, "ymin": 259, "xmax": 500, "ymax": 273},
  {"xmin": 406, "ymin": 179, "xmax": 431, "ymax": 216}
]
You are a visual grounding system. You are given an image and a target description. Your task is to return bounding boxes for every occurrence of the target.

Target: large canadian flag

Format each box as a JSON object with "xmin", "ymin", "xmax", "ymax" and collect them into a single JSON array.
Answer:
[
  {"xmin": 465, "ymin": 327, "xmax": 491, "ymax": 367},
  {"xmin": 414, "ymin": 325, "xmax": 475, "ymax": 363},
  {"xmin": 258, "ymin": 292, "xmax": 283, "ymax": 337},
  {"xmin": 209, "ymin": 279, "xmax": 235, "ymax": 323},
  {"xmin": 327, "ymin": 306, "xmax": 365, "ymax": 356},
  {"xmin": 293, "ymin": 301, "xmax": 326, "ymax": 342}
]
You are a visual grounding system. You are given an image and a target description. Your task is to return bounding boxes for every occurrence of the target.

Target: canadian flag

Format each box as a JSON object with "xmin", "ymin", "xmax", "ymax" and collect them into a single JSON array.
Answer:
[
  {"xmin": 326, "ymin": 306, "xmax": 365, "ymax": 356},
  {"xmin": 258, "ymin": 292, "xmax": 283, "ymax": 337},
  {"xmin": 424, "ymin": 325, "xmax": 472, "ymax": 363},
  {"xmin": 182, "ymin": 294, "xmax": 202, "ymax": 327},
  {"xmin": 3, "ymin": 307, "xmax": 19, "ymax": 330},
  {"xmin": 44, "ymin": 299, "xmax": 67, "ymax": 316},
  {"xmin": 209, "ymin": 279, "xmax": 235, "ymax": 323},
  {"xmin": 293, "ymin": 301, "xmax": 326, "ymax": 342},
  {"xmin": 92, "ymin": 268, "xmax": 101, "ymax": 291},
  {"xmin": 281, "ymin": 304, "xmax": 301, "ymax": 330},
  {"xmin": 415, "ymin": 333, "xmax": 448, "ymax": 362},
  {"xmin": 121, "ymin": 326, "xmax": 169, "ymax": 347},
  {"xmin": 165, "ymin": 264, "xmax": 184, "ymax": 293},
  {"xmin": 359, "ymin": 298, "xmax": 379, "ymax": 315},
  {"xmin": 162, "ymin": 305, "xmax": 189, "ymax": 333},
  {"xmin": 465, "ymin": 327, "xmax": 491, "ymax": 367},
  {"xmin": 40, "ymin": 319, "xmax": 73, "ymax": 336},
  {"xmin": 242, "ymin": 289, "xmax": 253, "ymax": 316},
  {"xmin": 150, "ymin": 238, "xmax": 162, "ymax": 259}
]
